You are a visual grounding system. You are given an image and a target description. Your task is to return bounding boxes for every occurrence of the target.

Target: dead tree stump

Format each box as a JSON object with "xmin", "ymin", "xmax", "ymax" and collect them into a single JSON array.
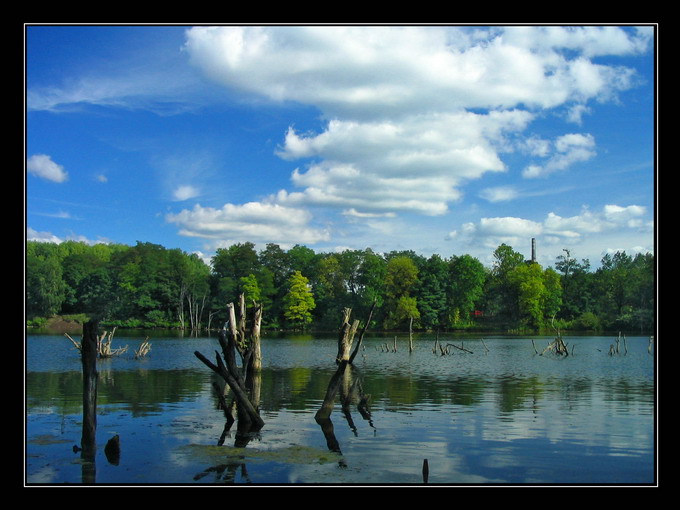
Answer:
[
  {"xmin": 194, "ymin": 296, "xmax": 265, "ymax": 434},
  {"xmin": 80, "ymin": 320, "xmax": 99, "ymax": 459}
]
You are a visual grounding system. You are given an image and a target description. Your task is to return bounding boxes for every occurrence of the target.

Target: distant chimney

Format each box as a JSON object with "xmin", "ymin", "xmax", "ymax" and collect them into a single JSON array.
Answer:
[{"xmin": 531, "ymin": 238, "xmax": 536, "ymax": 263}]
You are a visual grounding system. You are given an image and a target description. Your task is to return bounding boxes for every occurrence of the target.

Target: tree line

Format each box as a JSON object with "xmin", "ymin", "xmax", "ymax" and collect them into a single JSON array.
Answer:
[{"xmin": 25, "ymin": 239, "xmax": 655, "ymax": 334}]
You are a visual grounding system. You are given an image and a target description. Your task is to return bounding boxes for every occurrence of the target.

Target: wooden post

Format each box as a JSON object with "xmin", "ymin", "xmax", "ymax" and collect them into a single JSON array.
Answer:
[{"xmin": 80, "ymin": 320, "xmax": 99, "ymax": 459}]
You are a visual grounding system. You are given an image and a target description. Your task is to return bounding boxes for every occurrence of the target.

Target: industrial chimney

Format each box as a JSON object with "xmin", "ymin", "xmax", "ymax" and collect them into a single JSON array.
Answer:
[{"xmin": 531, "ymin": 238, "xmax": 536, "ymax": 263}]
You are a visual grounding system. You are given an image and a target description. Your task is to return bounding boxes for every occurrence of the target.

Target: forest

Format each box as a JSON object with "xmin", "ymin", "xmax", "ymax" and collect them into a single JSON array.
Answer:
[{"xmin": 25, "ymin": 239, "xmax": 655, "ymax": 334}]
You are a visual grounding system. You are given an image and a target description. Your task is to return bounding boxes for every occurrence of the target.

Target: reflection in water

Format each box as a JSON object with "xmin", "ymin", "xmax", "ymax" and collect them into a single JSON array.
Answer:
[
  {"xmin": 315, "ymin": 361, "xmax": 375, "ymax": 470},
  {"xmin": 194, "ymin": 459, "xmax": 251, "ymax": 483},
  {"xmin": 26, "ymin": 334, "xmax": 655, "ymax": 484}
]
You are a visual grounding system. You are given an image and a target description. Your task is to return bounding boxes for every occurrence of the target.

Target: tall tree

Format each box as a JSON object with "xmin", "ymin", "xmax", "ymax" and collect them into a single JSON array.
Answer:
[
  {"xmin": 283, "ymin": 270, "xmax": 316, "ymax": 330},
  {"xmin": 314, "ymin": 254, "xmax": 348, "ymax": 326},
  {"xmin": 448, "ymin": 254, "xmax": 487, "ymax": 326},
  {"xmin": 287, "ymin": 245, "xmax": 320, "ymax": 282},
  {"xmin": 554, "ymin": 249, "xmax": 593, "ymax": 321},
  {"xmin": 507, "ymin": 262, "xmax": 563, "ymax": 329},
  {"xmin": 414, "ymin": 254, "xmax": 448, "ymax": 329},
  {"xmin": 384, "ymin": 255, "xmax": 419, "ymax": 329},
  {"xmin": 26, "ymin": 244, "xmax": 66, "ymax": 318},
  {"xmin": 483, "ymin": 244, "xmax": 526, "ymax": 322}
]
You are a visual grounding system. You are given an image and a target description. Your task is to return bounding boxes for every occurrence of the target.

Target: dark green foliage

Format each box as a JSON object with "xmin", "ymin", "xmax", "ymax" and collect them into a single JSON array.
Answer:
[{"xmin": 25, "ymin": 239, "xmax": 655, "ymax": 334}]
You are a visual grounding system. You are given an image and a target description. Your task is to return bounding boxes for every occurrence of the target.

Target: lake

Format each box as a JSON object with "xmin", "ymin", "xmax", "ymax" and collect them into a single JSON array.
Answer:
[{"xmin": 25, "ymin": 331, "xmax": 656, "ymax": 486}]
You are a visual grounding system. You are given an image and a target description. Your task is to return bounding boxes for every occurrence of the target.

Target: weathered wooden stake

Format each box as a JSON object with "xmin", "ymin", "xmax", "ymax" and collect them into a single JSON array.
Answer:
[{"xmin": 80, "ymin": 321, "xmax": 99, "ymax": 459}]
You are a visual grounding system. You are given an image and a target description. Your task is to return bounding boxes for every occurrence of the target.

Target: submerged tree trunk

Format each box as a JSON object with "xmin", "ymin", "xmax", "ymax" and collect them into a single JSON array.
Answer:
[
  {"xmin": 249, "ymin": 302, "xmax": 263, "ymax": 373},
  {"xmin": 336, "ymin": 308, "xmax": 359, "ymax": 364},
  {"xmin": 315, "ymin": 303, "xmax": 376, "ymax": 442},
  {"xmin": 80, "ymin": 320, "xmax": 99, "ymax": 460},
  {"xmin": 194, "ymin": 295, "xmax": 265, "ymax": 435}
]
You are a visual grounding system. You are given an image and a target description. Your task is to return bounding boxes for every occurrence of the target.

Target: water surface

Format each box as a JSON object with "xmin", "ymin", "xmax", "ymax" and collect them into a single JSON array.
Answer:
[{"xmin": 25, "ymin": 332, "xmax": 656, "ymax": 485}]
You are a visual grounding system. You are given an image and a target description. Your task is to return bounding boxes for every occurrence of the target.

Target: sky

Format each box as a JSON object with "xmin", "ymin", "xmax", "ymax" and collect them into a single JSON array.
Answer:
[{"xmin": 25, "ymin": 24, "xmax": 656, "ymax": 268}]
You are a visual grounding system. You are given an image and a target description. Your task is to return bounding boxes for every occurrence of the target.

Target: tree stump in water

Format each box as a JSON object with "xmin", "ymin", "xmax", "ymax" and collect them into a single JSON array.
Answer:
[
  {"xmin": 80, "ymin": 320, "xmax": 99, "ymax": 459},
  {"xmin": 541, "ymin": 336, "xmax": 569, "ymax": 356},
  {"xmin": 194, "ymin": 296, "xmax": 265, "ymax": 435}
]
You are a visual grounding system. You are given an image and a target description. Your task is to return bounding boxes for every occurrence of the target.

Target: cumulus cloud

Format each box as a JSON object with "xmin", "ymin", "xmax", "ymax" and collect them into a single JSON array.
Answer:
[
  {"xmin": 273, "ymin": 110, "xmax": 531, "ymax": 215},
  {"xmin": 27, "ymin": 154, "xmax": 68, "ymax": 183},
  {"xmin": 165, "ymin": 201, "xmax": 330, "ymax": 248},
  {"xmin": 449, "ymin": 204, "xmax": 652, "ymax": 253},
  {"xmin": 522, "ymin": 133, "xmax": 596, "ymax": 178},
  {"xmin": 182, "ymin": 25, "xmax": 645, "ymax": 221},
  {"xmin": 184, "ymin": 26, "xmax": 647, "ymax": 117}
]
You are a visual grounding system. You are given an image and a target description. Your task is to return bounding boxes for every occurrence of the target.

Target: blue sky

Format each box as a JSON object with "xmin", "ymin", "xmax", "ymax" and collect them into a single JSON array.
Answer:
[{"xmin": 25, "ymin": 25, "xmax": 656, "ymax": 268}]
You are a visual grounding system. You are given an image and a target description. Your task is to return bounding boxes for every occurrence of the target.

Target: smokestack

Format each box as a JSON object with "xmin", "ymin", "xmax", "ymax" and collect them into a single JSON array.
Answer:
[{"xmin": 531, "ymin": 238, "xmax": 536, "ymax": 263}]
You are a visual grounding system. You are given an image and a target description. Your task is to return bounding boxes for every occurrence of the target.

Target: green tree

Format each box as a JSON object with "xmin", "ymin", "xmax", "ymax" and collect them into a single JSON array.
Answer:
[
  {"xmin": 385, "ymin": 255, "xmax": 419, "ymax": 299},
  {"xmin": 554, "ymin": 249, "xmax": 594, "ymax": 321},
  {"xmin": 283, "ymin": 270, "xmax": 316, "ymax": 330},
  {"xmin": 414, "ymin": 254, "xmax": 448, "ymax": 329},
  {"xmin": 107, "ymin": 242, "xmax": 183, "ymax": 326},
  {"xmin": 287, "ymin": 245, "xmax": 320, "ymax": 283},
  {"xmin": 314, "ymin": 254, "xmax": 348, "ymax": 326},
  {"xmin": 355, "ymin": 249, "xmax": 387, "ymax": 323},
  {"xmin": 483, "ymin": 244, "xmax": 526, "ymax": 322},
  {"xmin": 448, "ymin": 254, "xmax": 487, "ymax": 326},
  {"xmin": 239, "ymin": 273, "xmax": 262, "ymax": 305},
  {"xmin": 258, "ymin": 243, "xmax": 291, "ymax": 327},
  {"xmin": 507, "ymin": 263, "xmax": 562, "ymax": 329},
  {"xmin": 26, "ymin": 245, "xmax": 66, "ymax": 318},
  {"xmin": 594, "ymin": 251, "xmax": 654, "ymax": 331},
  {"xmin": 60, "ymin": 243, "xmax": 113, "ymax": 314},
  {"xmin": 392, "ymin": 295, "xmax": 420, "ymax": 328},
  {"xmin": 178, "ymin": 252, "xmax": 211, "ymax": 330},
  {"xmin": 384, "ymin": 255, "xmax": 419, "ymax": 329},
  {"xmin": 507, "ymin": 263, "xmax": 545, "ymax": 329},
  {"xmin": 541, "ymin": 267, "xmax": 563, "ymax": 323}
]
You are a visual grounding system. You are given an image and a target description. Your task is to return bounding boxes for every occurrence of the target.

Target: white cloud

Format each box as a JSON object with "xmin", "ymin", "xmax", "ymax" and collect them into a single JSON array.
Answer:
[
  {"xmin": 26, "ymin": 227, "xmax": 109, "ymax": 245},
  {"xmin": 479, "ymin": 186, "xmax": 519, "ymax": 203},
  {"xmin": 27, "ymin": 154, "xmax": 68, "ymax": 183},
  {"xmin": 448, "ymin": 204, "xmax": 653, "ymax": 260},
  {"xmin": 342, "ymin": 208, "xmax": 396, "ymax": 219},
  {"xmin": 165, "ymin": 201, "xmax": 330, "ymax": 248},
  {"xmin": 26, "ymin": 227, "xmax": 63, "ymax": 243},
  {"xmin": 172, "ymin": 185, "xmax": 200, "ymax": 201},
  {"xmin": 182, "ymin": 25, "xmax": 645, "ymax": 221},
  {"xmin": 522, "ymin": 133, "xmax": 596, "ymax": 178},
  {"xmin": 274, "ymin": 110, "xmax": 530, "ymax": 215},
  {"xmin": 499, "ymin": 25, "xmax": 653, "ymax": 58},
  {"xmin": 184, "ymin": 26, "xmax": 645, "ymax": 116}
]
